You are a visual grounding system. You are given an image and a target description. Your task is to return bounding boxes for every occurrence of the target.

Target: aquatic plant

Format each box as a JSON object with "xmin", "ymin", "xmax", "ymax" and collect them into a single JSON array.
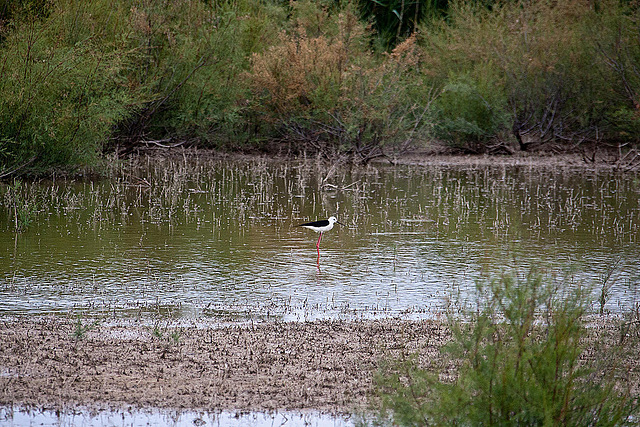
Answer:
[
  {"xmin": 598, "ymin": 258, "xmax": 622, "ymax": 315},
  {"xmin": 3, "ymin": 179, "xmax": 39, "ymax": 232}
]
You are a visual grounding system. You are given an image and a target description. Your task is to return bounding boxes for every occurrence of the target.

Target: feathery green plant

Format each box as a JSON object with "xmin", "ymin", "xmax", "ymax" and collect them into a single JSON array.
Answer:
[
  {"xmin": 71, "ymin": 316, "xmax": 99, "ymax": 340},
  {"xmin": 375, "ymin": 269, "xmax": 638, "ymax": 426}
]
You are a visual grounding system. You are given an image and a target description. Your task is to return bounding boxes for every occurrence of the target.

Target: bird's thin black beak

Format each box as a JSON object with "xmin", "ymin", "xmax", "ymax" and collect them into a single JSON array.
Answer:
[{"xmin": 336, "ymin": 221, "xmax": 345, "ymax": 226}]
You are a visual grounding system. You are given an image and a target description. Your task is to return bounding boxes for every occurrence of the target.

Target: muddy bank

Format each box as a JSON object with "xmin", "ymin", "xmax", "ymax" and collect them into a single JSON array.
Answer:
[
  {"xmin": 130, "ymin": 147, "xmax": 637, "ymax": 171},
  {"xmin": 1, "ymin": 317, "xmax": 638, "ymax": 416},
  {"xmin": 0, "ymin": 318, "xmax": 449, "ymax": 414},
  {"xmin": 382, "ymin": 148, "xmax": 640, "ymax": 170}
]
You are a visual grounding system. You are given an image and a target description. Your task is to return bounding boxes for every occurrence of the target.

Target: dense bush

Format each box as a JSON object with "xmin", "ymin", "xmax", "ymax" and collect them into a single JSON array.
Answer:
[
  {"xmin": 248, "ymin": 2, "xmax": 435, "ymax": 163},
  {"xmin": 113, "ymin": 0, "xmax": 285, "ymax": 151},
  {"xmin": 1, "ymin": 0, "xmax": 639, "ymax": 174},
  {"xmin": 431, "ymin": 72, "xmax": 510, "ymax": 151},
  {"xmin": 375, "ymin": 269, "xmax": 639, "ymax": 426},
  {"xmin": 420, "ymin": 0, "xmax": 640, "ymax": 152},
  {"xmin": 0, "ymin": 0, "xmax": 281, "ymax": 174},
  {"xmin": 591, "ymin": 3, "xmax": 640, "ymax": 144},
  {"xmin": 0, "ymin": 0, "xmax": 133, "ymax": 174}
]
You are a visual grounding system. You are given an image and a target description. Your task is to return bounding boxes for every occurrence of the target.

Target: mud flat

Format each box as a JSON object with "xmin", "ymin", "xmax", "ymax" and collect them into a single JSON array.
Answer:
[
  {"xmin": 0, "ymin": 318, "xmax": 450, "ymax": 414},
  {"xmin": 1, "ymin": 316, "xmax": 638, "ymax": 418}
]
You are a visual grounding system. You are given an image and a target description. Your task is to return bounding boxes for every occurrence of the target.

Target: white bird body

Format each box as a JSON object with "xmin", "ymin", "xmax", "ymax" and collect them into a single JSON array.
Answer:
[
  {"xmin": 298, "ymin": 216, "xmax": 340, "ymax": 233},
  {"xmin": 297, "ymin": 216, "xmax": 344, "ymax": 250}
]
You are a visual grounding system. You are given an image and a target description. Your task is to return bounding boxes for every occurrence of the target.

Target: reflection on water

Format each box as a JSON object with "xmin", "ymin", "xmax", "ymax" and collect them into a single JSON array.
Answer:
[
  {"xmin": 0, "ymin": 406, "xmax": 354, "ymax": 427},
  {"xmin": 1, "ymin": 157, "xmax": 639, "ymax": 319}
]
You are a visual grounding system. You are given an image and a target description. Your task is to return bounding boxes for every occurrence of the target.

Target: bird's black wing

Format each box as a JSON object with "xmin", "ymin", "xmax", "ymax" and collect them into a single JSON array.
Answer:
[{"xmin": 297, "ymin": 219, "xmax": 329, "ymax": 227}]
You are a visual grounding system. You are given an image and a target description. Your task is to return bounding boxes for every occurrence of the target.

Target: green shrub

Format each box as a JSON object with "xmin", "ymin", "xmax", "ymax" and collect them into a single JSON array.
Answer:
[
  {"xmin": 590, "ymin": 3, "xmax": 640, "ymax": 146},
  {"xmin": 432, "ymin": 73, "xmax": 509, "ymax": 150},
  {"xmin": 0, "ymin": 0, "xmax": 133, "ymax": 175},
  {"xmin": 419, "ymin": 0, "xmax": 636, "ymax": 151},
  {"xmin": 2, "ymin": 0, "xmax": 640, "ymax": 173},
  {"xmin": 0, "ymin": 0, "xmax": 284, "ymax": 173},
  {"xmin": 113, "ymin": 0, "xmax": 284, "ymax": 150},
  {"xmin": 375, "ymin": 269, "xmax": 638, "ymax": 426}
]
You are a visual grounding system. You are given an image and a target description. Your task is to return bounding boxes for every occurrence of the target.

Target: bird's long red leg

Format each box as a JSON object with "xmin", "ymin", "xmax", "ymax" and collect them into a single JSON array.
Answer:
[{"xmin": 316, "ymin": 232, "xmax": 323, "ymax": 260}]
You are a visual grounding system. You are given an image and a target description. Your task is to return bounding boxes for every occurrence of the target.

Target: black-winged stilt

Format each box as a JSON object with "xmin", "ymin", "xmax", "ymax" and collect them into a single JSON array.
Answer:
[{"xmin": 297, "ymin": 216, "xmax": 344, "ymax": 251}]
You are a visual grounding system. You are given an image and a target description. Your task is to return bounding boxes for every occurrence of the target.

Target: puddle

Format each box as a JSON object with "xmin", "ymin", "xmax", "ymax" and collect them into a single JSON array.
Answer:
[{"xmin": 0, "ymin": 407, "xmax": 355, "ymax": 427}]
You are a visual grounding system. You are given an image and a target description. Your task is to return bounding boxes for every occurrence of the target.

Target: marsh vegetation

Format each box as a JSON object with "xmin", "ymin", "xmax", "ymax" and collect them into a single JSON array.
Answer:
[
  {"xmin": 3, "ymin": 0, "xmax": 640, "ymax": 420},
  {"xmin": 1, "ymin": 0, "xmax": 640, "ymax": 176}
]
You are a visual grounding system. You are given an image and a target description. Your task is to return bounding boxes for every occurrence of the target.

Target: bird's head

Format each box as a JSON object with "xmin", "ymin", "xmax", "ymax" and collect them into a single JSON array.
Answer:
[{"xmin": 328, "ymin": 216, "xmax": 345, "ymax": 226}]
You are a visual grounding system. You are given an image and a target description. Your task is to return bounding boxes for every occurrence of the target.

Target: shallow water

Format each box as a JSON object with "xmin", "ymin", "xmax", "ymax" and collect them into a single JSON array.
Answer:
[
  {"xmin": 0, "ymin": 406, "xmax": 354, "ymax": 427},
  {"xmin": 1, "ymin": 157, "xmax": 639, "ymax": 320}
]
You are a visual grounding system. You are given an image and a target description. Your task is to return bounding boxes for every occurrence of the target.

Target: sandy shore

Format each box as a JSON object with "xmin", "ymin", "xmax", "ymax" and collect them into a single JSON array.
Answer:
[{"xmin": 0, "ymin": 318, "xmax": 450, "ymax": 414}]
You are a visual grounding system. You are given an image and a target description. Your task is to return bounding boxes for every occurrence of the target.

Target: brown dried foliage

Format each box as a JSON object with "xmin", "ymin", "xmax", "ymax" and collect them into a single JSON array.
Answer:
[
  {"xmin": 248, "ymin": 8, "xmax": 369, "ymax": 118},
  {"xmin": 249, "ymin": 31, "xmax": 347, "ymax": 116}
]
